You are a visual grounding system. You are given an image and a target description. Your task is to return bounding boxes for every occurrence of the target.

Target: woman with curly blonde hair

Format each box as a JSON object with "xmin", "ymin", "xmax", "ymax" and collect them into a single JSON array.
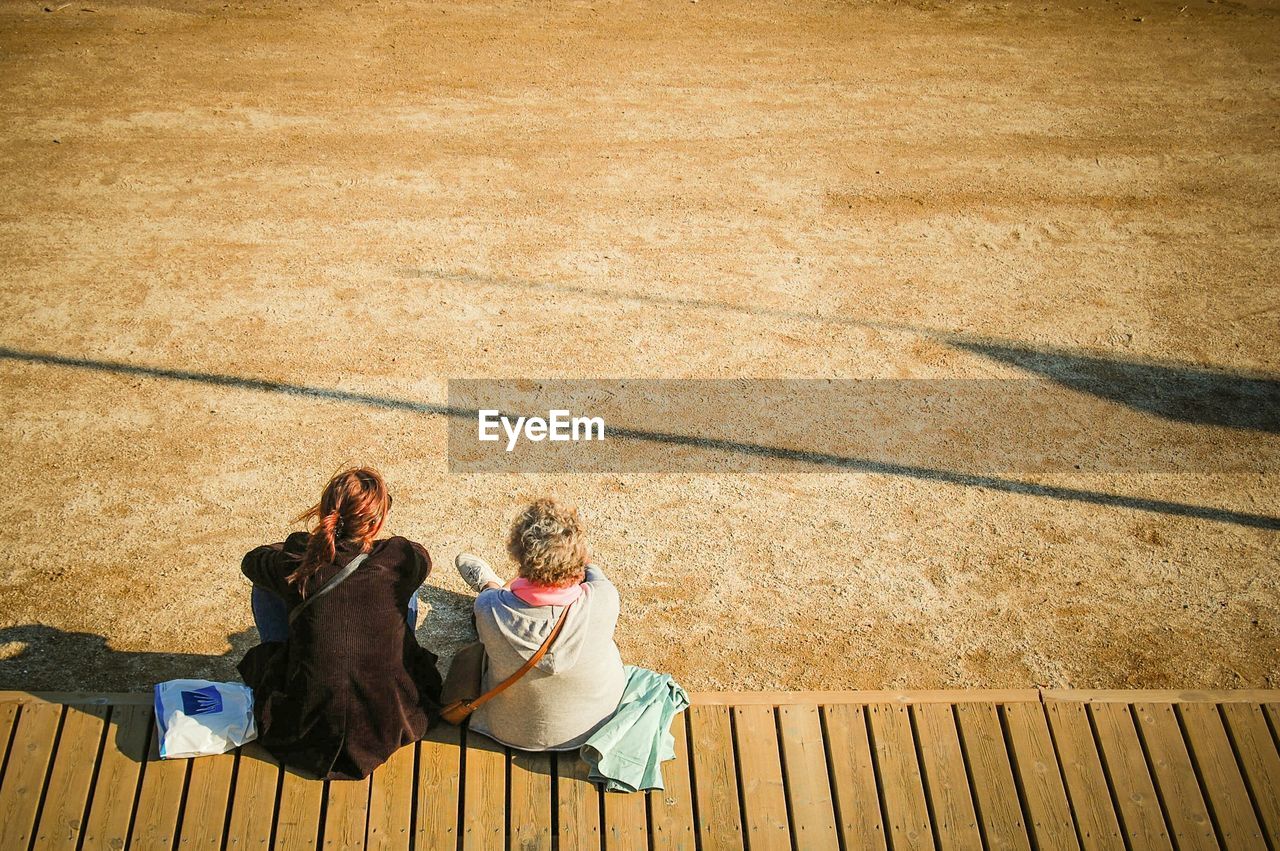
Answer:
[{"xmin": 454, "ymin": 497, "xmax": 626, "ymax": 751}]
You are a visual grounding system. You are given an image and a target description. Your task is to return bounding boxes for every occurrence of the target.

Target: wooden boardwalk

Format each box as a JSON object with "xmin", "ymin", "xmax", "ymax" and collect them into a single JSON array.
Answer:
[{"xmin": 1, "ymin": 689, "xmax": 1278, "ymax": 850}]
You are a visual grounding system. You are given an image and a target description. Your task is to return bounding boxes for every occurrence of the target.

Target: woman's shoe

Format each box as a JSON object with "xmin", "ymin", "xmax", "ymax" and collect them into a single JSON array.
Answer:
[{"xmin": 455, "ymin": 553, "xmax": 503, "ymax": 592}]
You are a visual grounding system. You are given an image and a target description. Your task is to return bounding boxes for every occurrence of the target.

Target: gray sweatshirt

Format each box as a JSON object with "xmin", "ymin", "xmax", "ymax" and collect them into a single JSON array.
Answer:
[{"xmin": 468, "ymin": 565, "xmax": 627, "ymax": 751}]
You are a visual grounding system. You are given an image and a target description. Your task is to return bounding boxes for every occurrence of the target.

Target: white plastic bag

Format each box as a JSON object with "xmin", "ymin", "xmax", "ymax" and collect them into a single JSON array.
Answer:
[{"xmin": 153, "ymin": 679, "xmax": 257, "ymax": 759}]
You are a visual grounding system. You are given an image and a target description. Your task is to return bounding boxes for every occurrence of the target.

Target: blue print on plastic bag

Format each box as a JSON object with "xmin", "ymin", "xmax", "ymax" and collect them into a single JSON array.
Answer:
[{"xmin": 181, "ymin": 685, "xmax": 224, "ymax": 716}]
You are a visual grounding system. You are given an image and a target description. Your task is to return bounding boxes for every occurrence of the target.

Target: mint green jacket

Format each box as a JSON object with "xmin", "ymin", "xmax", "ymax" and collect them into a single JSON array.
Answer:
[{"xmin": 579, "ymin": 665, "xmax": 690, "ymax": 793}]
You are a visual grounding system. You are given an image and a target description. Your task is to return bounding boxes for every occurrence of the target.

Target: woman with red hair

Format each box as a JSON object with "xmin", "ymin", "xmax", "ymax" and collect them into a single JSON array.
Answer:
[{"xmin": 237, "ymin": 467, "xmax": 442, "ymax": 780}]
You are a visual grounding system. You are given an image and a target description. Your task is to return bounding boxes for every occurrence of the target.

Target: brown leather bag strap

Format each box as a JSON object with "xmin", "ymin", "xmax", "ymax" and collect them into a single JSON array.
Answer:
[{"xmin": 464, "ymin": 600, "xmax": 575, "ymax": 713}]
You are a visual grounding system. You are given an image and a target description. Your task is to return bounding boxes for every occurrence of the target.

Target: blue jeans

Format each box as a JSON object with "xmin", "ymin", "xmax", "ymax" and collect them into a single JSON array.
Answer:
[{"xmin": 250, "ymin": 586, "xmax": 419, "ymax": 643}]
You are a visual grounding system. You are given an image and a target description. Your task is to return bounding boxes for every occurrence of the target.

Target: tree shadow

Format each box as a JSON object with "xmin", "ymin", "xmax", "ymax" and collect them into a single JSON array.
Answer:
[
  {"xmin": 401, "ymin": 267, "xmax": 1280, "ymax": 433},
  {"xmin": 945, "ymin": 338, "xmax": 1280, "ymax": 433}
]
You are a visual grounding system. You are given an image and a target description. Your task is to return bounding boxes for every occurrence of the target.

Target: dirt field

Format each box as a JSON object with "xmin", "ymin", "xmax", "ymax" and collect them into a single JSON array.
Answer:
[{"xmin": 0, "ymin": 0, "xmax": 1277, "ymax": 694}]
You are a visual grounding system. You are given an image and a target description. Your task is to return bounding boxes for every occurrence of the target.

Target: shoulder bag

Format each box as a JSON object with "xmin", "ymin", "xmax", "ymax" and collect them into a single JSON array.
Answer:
[{"xmin": 440, "ymin": 600, "xmax": 574, "ymax": 725}]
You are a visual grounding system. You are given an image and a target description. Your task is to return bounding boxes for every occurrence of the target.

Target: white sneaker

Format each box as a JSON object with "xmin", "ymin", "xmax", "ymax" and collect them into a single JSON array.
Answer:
[{"xmin": 455, "ymin": 553, "xmax": 502, "ymax": 592}]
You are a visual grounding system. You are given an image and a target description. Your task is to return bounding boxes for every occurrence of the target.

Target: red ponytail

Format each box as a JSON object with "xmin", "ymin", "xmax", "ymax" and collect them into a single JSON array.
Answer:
[{"xmin": 288, "ymin": 467, "xmax": 392, "ymax": 593}]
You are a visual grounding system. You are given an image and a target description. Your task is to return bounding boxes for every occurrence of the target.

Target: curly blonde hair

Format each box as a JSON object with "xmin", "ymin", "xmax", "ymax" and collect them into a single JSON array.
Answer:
[{"xmin": 506, "ymin": 498, "xmax": 589, "ymax": 587}]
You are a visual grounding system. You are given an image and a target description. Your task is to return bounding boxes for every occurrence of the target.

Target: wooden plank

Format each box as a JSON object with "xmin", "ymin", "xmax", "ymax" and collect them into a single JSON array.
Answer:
[
  {"xmin": 0, "ymin": 702, "xmax": 63, "ymax": 851},
  {"xmin": 776, "ymin": 704, "xmax": 839, "ymax": 851},
  {"xmin": 555, "ymin": 748, "xmax": 600, "ymax": 851},
  {"xmin": 509, "ymin": 749, "xmax": 553, "ymax": 851},
  {"xmin": 416, "ymin": 724, "xmax": 462, "ymax": 851},
  {"xmin": 1220, "ymin": 702, "xmax": 1280, "ymax": 845},
  {"xmin": 367, "ymin": 743, "xmax": 415, "ymax": 851},
  {"xmin": 688, "ymin": 704, "xmax": 744, "ymax": 851},
  {"xmin": 913, "ymin": 703, "xmax": 982, "ymax": 850},
  {"xmin": 131, "ymin": 713, "xmax": 192, "ymax": 850},
  {"xmin": 80, "ymin": 704, "xmax": 151, "ymax": 850},
  {"xmin": 1045, "ymin": 700, "xmax": 1124, "ymax": 850},
  {"xmin": 322, "ymin": 776, "xmax": 370, "ymax": 850},
  {"xmin": 649, "ymin": 710, "xmax": 696, "ymax": 851},
  {"xmin": 690, "ymin": 689, "xmax": 1042, "ymax": 705},
  {"xmin": 866, "ymin": 703, "xmax": 932, "ymax": 850},
  {"xmin": 1177, "ymin": 702, "xmax": 1266, "ymax": 849},
  {"xmin": 0, "ymin": 691, "xmax": 154, "ymax": 706},
  {"xmin": 1087, "ymin": 703, "xmax": 1172, "ymax": 850},
  {"xmin": 31, "ymin": 702, "xmax": 108, "ymax": 851},
  {"xmin": 178, "ymin": 749, "xmax": 237, "ymax": 849},
  {"xmin": 225, "ymin": 742, "xmax": 281, "ymax": 849},
  {"xmin": 952, "ymin": 702, "xmax": 1031, "ymax": 851},
  {"xmin": 822, "ymin": 703, "xmax": 887, "ymax": 851},
  {"xmin": 1001, "ymin": 701, "xmax": 1079, "ymax": 850},
  {"xmin": 731, "ymin": 704, "xmax": 790, "ymax": 850},
  {"xmin": 276, "ymin": 765, "xmax": 325, "ymax": 850},
  {"xmin": 1045, "ymin": 690, "xmax": 1280, "ymax": 704},
  {"xmin": 461, "ymin": 730, "xmax": 506, "ymax": 851},
  {"xmin": 0, "ymin": 701, "xmax": 18, "ymax": 762},
  {"xmin": 15, "ymin": 690, "xmax": 1280, "ymax": 851},
  {"xmin": 602, "ymin": 787, "xmax": 648, "ymax": 851},
  {"xmin": 1131, "ymin": 702, "xmax": 1216, "ymax": 851}
]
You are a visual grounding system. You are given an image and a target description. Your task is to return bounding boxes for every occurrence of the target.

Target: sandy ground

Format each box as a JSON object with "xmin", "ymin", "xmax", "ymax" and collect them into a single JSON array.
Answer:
[{"xmin": 0, "ymin": 0, "xmax": 1277, "ymax": 694}]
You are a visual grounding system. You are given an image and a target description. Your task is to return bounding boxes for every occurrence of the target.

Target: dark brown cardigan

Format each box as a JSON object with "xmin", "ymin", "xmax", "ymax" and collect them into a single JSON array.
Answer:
[{"xmin": 237, "ymin": 532, "xmax": 443, "ymax": 781}]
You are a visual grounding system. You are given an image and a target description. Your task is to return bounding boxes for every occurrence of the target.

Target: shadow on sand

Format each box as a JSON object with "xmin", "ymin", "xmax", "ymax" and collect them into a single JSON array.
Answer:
[
  {"xmin": 2, "ymin": 341, "xmax": 1277, "ymax": 530},
  {"xmin": 946, "ymin": 338, "xmax": 1280, "ymax": 433},
  {"xmin": 404, "ymin": 266, "xmax": 1280, "ymax": 432}
]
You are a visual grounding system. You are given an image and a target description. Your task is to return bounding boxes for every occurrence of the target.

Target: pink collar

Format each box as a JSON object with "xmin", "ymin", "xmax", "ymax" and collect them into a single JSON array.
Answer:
[{"xmin": 509, "ymin": 577, "xmax": 584, "ymax": 607}]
